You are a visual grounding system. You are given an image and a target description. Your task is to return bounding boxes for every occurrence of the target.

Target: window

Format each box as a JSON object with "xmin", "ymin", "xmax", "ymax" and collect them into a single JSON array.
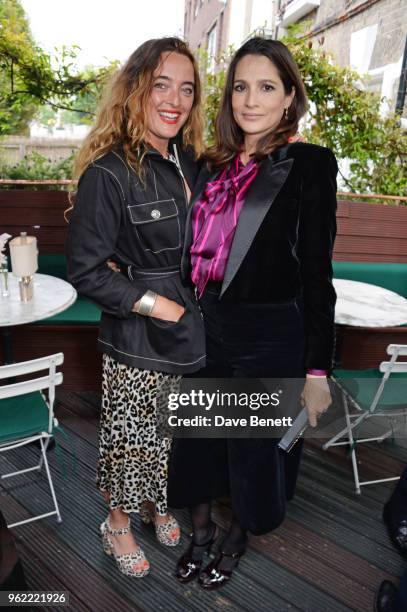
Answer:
[
  {"xmin": 280, "ymin": 0, "xmax": 320, "ymax": 27},
  {"xmin": 194, "ymin": 0, "xmax": 204, "ymax": 18},
  {"xmin": 207, "ymin": 24, "xmax": 217, "ymax": 74}
]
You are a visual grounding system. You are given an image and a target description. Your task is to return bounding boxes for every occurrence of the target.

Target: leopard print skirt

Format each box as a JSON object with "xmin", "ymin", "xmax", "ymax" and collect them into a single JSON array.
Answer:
[{"xmin": 96, "ymin": 354, "xmax": 181, "ymax": 515}]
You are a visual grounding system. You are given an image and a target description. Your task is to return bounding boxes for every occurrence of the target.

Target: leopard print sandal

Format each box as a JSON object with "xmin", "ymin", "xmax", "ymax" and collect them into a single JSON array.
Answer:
[
  {"xmin": 100, "ymin": 516, "xmax": 150, "ymax": 578},
  {"xmin": 140, "ymin": 503, "xmax": 180, "ymax": 547}
]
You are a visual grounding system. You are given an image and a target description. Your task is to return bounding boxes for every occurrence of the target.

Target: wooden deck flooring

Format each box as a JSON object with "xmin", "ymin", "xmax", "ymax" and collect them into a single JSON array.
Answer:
[{"xmin": 1, "ymin": 391, "xmax": 405, "ymax": 612}]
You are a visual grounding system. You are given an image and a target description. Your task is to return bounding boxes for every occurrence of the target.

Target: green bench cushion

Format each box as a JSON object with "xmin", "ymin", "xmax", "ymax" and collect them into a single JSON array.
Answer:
[
  {"xmin": 333, "ymin": 261, "xmax": 407, "ymax": 299},
  {"xmin": 37, "ymin": 254, "xmax": 100, "ymax": 324},
  {"xmin": 0, "ymin": 391, "xmax": 50, "ymax": 443},
  {"xmin": 38, "ymin": 254, "xmax": 67, "ymax": 281},
  {"xmin": 38, "ymin": 297, "xmax": 101, "ymax": 325},
  {"xmin": 37, "ymin": 257, "xmax": 406, "ymax": 326}
]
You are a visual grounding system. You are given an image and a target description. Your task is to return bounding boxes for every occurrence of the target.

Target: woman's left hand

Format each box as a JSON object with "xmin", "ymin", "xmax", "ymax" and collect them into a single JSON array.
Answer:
[
  {"xmin": 300, "ymin": 376, "xmax": 332, "ymax": 428},
  {"xmin": 106, "ymin": 259, "xmax": 121, "ymax": 273}
]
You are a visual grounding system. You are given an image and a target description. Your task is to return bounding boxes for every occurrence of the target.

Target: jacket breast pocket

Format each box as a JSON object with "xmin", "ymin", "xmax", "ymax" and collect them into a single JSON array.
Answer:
[{"xmin": 128, "ymin": 198, "xmax": 181, "ymax": 253}]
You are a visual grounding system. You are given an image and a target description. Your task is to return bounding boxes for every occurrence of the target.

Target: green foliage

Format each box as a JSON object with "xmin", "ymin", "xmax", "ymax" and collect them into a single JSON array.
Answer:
[
  {"xmin": 199, "ymin": 48, "xmax": 228, "ymax": 146},
  {"xmin": 35, "ymin": 105, "xmax": 59, "ymax": 132},
  {"xmin": 204, "ymin": 29, "xmax": 406, "ymax": 198},
  {"xmin": 0, "ymin": 0, "xmax": 118, "ymax": 135},
  {"xmin": 0, "ymin": 0, "xmax": 38, "ymax": 133},
  {"xmin": 0, "ymin": 151, "xmax": 74, "ymax": 183},
  {"xmin": 283, "ymin": 28, "xmax": 406, "ymax": 197}
]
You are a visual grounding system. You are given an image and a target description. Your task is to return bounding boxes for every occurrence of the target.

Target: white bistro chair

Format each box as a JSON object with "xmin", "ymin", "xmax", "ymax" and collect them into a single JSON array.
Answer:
[
  {"xmin": 323, "ymin": 344, "xmax": 407, "ymax": 494},
  {"xmin": 0, "ymin": 353, "xmax": 64, "ymax": 527}
]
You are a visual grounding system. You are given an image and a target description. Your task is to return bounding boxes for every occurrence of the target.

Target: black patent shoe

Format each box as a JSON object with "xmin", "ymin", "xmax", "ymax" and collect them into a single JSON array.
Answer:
[
  {"xmin": 175, "ymin": 524, "xmax": 219, "ymax": 584},
  {"xmin": 383, "ymin": 502, "xmax": 407, "ymax": 559},
  {"xmin": 198, "ymin": 549, "xmax": 245, "ymax": 591},
  {"xmin": 374, "ymin": 580, "xmax": 399, "ymax": 612}
]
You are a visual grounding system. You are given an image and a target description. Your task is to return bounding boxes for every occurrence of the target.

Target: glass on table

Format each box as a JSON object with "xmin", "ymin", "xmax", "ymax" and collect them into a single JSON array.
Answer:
[{"xmin": 0, "ymin": 263, "xmax": 9, "ymax": 298}]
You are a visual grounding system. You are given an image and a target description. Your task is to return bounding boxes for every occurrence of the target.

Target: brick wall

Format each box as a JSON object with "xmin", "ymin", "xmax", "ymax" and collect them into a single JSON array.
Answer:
[
  {"xmin": 300, "ymin": 0, "xmax": 407, "ymax": 114},
  {"xmin": 311, "ymin": 0, "xmax": 406, "ymax": 69}
]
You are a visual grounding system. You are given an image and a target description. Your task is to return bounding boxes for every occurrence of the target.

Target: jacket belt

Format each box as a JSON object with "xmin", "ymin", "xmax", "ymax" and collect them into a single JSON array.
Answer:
[{"xmin": 127, "ymin": 264, "xmax": 180, "ymax": 280}]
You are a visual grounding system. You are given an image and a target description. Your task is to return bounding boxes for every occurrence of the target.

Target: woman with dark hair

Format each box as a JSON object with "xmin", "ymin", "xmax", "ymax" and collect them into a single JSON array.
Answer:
[
  {"xmin": 66, "ymin": 37, "xmax": 205, "ymax": 578},
  {"xmin": 169, "ymin": 37, "xmax": 337, "ymax": 589}
]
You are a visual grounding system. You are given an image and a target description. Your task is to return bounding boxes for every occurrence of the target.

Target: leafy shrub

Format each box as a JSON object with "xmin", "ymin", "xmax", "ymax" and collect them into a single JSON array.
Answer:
[{"xmin": 0, "ymin": 151, "xmax": 75, "ymax": 188}]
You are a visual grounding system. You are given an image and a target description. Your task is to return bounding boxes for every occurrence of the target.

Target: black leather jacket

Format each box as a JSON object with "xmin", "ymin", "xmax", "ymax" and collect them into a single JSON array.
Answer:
[{"xmin": 66, "ymin": 144, "xmax": 206, "ymax": 374}]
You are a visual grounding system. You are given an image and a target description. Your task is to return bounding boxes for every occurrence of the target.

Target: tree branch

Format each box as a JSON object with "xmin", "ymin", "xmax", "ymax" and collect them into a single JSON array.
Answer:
[
  {"xmin": 10, "ymin": 59, "xmax": 14, "ymax": 93},
  {"xmin": 6, "ymin": 90, "xmax": 95, "ymax": 116},
  {"xmin": 338, "ymin": 167, "xmax": 356, "ymax": 191}
]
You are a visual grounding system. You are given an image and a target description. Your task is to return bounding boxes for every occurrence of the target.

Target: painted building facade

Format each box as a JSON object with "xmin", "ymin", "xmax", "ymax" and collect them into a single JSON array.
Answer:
[{"xmin": 184, "ymin": 0, "xmax": 407, "ymax": 114}]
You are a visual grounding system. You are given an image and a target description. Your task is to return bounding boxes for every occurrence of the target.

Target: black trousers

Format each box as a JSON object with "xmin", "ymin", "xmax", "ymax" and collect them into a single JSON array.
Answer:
[
  {"xmin": 168, "ymin": 283, "xmax": 306, "ymax": 535},
  {"xmin": 387, "ymin": 465, "xmax": 407, "ymax": 524},
  {"xmin": 0, "ymin": 510, "xmax": 27, "ymax": 592}
]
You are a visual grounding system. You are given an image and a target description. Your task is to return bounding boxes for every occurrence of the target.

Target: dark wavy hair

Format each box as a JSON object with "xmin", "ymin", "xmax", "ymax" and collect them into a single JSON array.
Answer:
[{"xmin": 206, "ymin": 37, "xmax": 308, "ymax": 168}]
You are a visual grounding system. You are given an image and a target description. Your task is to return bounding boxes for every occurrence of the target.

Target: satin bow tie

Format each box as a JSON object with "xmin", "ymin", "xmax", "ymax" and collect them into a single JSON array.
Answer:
[{"xmin": 204, "ymin": 159, "xmax": 257, "ymax": 205}]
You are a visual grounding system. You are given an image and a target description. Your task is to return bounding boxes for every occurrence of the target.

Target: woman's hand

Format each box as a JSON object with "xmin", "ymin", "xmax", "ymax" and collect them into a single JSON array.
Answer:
[
  {"xmin": 151, "ymin": 295, "xmax": 185, "ymax": 322},
  {"xmin": 132, "ymin": 294, "xmax": 185, "ymax": 322},
  {"xmin": 108, "ymin": 259, "xmax": 184, "ymax": 322},
  {"xmin": 300, "ymin": 376, "xmax": 332, "ymax": 428},
  {"xmin": 106, "ymin": 259, "xmax": 121, "ymax": 273}
]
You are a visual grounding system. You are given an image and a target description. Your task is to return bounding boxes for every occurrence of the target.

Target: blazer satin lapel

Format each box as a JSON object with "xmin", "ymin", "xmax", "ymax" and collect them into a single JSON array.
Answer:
[{"xmin": 220, "ymin": 156, "xmax": 294, "ymax": 298}]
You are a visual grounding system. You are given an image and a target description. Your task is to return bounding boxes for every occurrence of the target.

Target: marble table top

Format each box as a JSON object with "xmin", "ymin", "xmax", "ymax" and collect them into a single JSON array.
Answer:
[
  {"xmin": 1, "ymin": 274, "xmax": 404, "ymax": 329},
  {"xmin": 333, "ymin": 278, "xmax": 407, "ymax": 328},
  {"xmin": 0, "ymin": 273, "xmax": 77, "ymax": 327}
]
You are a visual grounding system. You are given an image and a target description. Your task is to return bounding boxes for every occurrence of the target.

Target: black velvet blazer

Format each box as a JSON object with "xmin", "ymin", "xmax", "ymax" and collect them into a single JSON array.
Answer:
[{"xmin": 181, "ymin": 142, "xmax": 338, "ymax": 371}]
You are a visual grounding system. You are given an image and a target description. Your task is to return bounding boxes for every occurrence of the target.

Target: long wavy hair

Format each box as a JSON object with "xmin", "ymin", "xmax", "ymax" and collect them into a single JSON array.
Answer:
[
  {"xmin": 73, "ymin": 37, "xmax": 203, "ymax": 182},
  {"xmin": 206, "ymin": 37, "xmax": 308, "ymax": 168}
]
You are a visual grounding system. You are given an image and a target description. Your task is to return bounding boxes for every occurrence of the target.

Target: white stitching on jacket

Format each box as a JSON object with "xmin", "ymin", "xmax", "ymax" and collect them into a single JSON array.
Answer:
[
  {"xmin": 127, "ymin": 265, "xmax": 134, "ymax": 281},
  {"xmin": 111, "ymin": 150, "xmax": 130, "ymax": 181},
  {"xmin": 127, "ymin": 198, "xmax": 182, "ymax": 253},
  {"xmin": 128, "ymin": 269, "xmax": 179, "ymax": 277},
  {"xmin": 127, "ymin": 198, "xmax": 178, "ymax": 222},
  {"xmin": 147, "ymin": 158, "xmax": 159, "ymax": 199},
  {"xmin": 92, "ymin": 164, "xmax": 126, "ymax": 201},
  {"xmin": 98, "ymin": 338, "xmax": 205, "ymax": 366}
]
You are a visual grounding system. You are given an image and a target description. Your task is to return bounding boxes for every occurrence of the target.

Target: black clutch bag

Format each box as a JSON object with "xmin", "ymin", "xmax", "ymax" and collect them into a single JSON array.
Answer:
[{"xmin": 278, "ymin": 407, "xmax": 309, "ymax": 453}]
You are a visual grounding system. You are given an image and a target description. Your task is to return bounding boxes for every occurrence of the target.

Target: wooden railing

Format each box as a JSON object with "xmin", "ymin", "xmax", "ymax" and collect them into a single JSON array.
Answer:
[{"xmin": 1, "ymin": 187, "xmax": 406, "ymax": 262}]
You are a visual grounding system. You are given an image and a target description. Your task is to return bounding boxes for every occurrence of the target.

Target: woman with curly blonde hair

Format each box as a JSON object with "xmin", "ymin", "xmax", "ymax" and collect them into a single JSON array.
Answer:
[{"xmin": 66, "ymin": 37, "xmax": 205, "ymax": 578}]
